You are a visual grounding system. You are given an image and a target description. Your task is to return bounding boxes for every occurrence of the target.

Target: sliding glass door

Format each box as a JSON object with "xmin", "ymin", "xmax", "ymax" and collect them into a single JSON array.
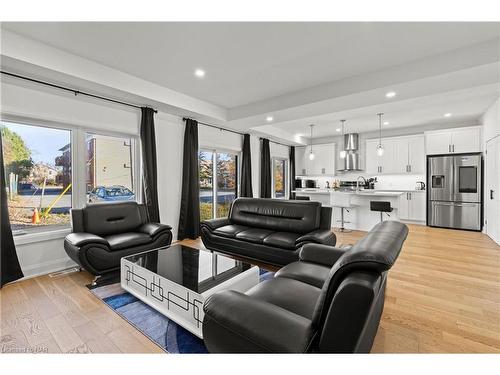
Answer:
[{"xmin": 199, "ymin": 149, "xmax": 238, "ymax": 221}]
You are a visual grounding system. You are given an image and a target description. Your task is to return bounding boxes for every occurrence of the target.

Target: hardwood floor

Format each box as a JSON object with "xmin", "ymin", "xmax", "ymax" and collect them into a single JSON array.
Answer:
[{"xmin": 1, "ymin": 224, "xmax": 499, "ymax": 353}]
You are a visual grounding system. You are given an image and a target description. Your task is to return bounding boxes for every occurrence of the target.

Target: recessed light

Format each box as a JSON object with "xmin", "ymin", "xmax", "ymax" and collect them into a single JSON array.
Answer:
[
  {"xmin": 385, "ymin": 91, "xmax": 396, "ymax": 98},
  {"xmin": 383, "ymin": 121, "xmax": 389, "ymax": 125},
  {"xmin": 266, "ymin": 116, "xmax": 274, "ymax": 122},
  {"xmin": 194, "ymin": 69, "xmax": 205, "ymax": 78},
  {"xmin": 444, "ymin": 113, "xmax": 452, "ymax": 117},
  {"xmin": 336, "ymin": 128, "xmax": 341, "ymax": 132}
]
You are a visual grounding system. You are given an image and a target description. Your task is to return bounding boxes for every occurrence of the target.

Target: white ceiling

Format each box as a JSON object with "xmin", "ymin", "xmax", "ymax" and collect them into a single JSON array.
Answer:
[{"xmin": 2, "ymin": 22, "xmax": 500, "ymax": 108}]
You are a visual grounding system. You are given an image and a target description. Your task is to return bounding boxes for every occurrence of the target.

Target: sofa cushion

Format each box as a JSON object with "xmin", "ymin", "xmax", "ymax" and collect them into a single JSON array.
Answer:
[
  {"xmin": 105, "ymin": 232, "xmax": 152, "ymax": 251},
  {"xmin": 213, "ymin": 224, "xmax": 250, "ymax": 238},
  {"xmin": 83, "ymin": 202, "xmax": 143, "ymax": 236},
  {"xmin": 230, "ymin": 198, "xmax": 321, "ymax": 234},
  {"xmin": 275, "ymin": 261, "xmax": 331, "ymax": 289},
  {"xmin": 263, "ymin": 232, "xmax": 301, "ymax": 250},
  {"xmin": 246, "ymin": 277, "xmax": 322, "ymax": 320},
  {"xmin": 235, "ymin": 228, "xmax": 275, "ymax": 244}
]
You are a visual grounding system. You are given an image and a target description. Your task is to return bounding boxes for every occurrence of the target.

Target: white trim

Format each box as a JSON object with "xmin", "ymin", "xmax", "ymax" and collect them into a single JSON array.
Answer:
[
  {"xmin": 17, "ymin": 257, "xmax": 78, "ymax": 280},
  {"xmin": 13, "ymin": 227, "xmax": 71, "ymax": 246}
]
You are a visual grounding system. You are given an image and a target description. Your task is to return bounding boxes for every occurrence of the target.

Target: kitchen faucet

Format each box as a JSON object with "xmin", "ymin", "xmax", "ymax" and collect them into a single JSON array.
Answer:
[{"xmin": 356, "ymin": 176, "xmax": 367, "ymax": 191}]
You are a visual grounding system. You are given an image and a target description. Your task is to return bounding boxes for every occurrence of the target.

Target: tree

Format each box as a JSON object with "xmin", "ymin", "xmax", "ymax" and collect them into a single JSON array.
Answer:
[{"xmin": 1, "ymin": 125, "xmax": 34, "ymax": 180}]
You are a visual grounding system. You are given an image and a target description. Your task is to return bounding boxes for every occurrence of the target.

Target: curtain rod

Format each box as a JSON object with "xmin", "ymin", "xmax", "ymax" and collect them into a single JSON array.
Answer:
[
  {"xmin": 182, "ymin": 117, "xmax": 291, "ymax": 147},
  {"xmin": 0, "ymin": 70, "xmax": 158, "ymax": 113}
]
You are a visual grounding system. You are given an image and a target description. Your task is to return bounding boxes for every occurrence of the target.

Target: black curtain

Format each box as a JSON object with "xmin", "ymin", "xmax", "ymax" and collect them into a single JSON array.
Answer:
[
  {"xmin": 289, "ymin": 146, "xmax": 296, "ymax": 200},
  {"xmin": 1, "ymin": 131, "xmax": 24, "ymax": 287},
  {"xmin": 260, "ymin": 138, "xmax": 272, "ymax": 198},
  {"xmin": 178, "ymin": 119, "xmax": 200, "ymax": 240},
  {"xmin": 240, "ymin": 134, "xmax": 253, "ymax": 197},
  {"xmin": 140, "ymin": 107, "xmax": 160, "ymax": 223}
]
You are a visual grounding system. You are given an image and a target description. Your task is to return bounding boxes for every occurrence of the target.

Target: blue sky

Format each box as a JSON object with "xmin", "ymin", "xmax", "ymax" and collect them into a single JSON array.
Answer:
[{"xmin": 2, "ymin": 121, "xmax": 70, "ymax": 164}]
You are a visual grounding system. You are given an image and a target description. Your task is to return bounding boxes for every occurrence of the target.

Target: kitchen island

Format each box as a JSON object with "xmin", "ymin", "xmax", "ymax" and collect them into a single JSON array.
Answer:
[{"xmin": 293, "ymin": 188, "xmax": 425, "ymax": 231}]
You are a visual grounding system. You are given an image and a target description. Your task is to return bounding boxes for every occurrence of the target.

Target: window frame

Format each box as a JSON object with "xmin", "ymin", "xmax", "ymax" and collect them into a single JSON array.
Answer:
[
  {"xmin": 1, "ymin": 114, "xmax": 141, "ymax": 242},
  {"xmin": 272, "ymin": 156, "xmax": 289, "ymax": 199},
  {"xmin": 199, "ymin": 147, "xmax": 240, "ymax": 219}
]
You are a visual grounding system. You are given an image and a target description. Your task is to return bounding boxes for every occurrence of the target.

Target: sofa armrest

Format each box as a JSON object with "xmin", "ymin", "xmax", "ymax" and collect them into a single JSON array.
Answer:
[
  {"xmin": 299, "ymin": 243, "xmax": 351, "ymax": 267},
  {"xmin": 137, "ymin": 223, "xmax": 172, "ymax": 237},
  {"xmin": 65, "ymin": 232, "xmax": 109, "ymax": 247},
  {"xmin": 201, "ymin": 217, "xmax": 231, "ymax": 231},
  {"xmin": 296, "ymin": 229, "xmax": 336, "ymax": 247},
  {"xmin": 203, "ymin": 290, "xmax": 314, "ymax": 353}
]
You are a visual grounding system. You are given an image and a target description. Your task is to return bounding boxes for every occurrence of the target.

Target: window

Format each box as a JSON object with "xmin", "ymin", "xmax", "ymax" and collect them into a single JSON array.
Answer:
[
  {"xmin": 1, "ymin": 121, "xmax": 72, "ymax": 233},
  {"xmin": 272, "ymin": 157, "xmax": 288, "ymax": 199},
  {"xmin": 1, "ymin": 119, "xmax": 140, "ymax": 236},
  {"xmin": 85, "ymin": 133, "xmax": 136, "ymax": 203},
  {"xmin": 199, "ymin": 149, "xmax": 238, "ymax": 221}
]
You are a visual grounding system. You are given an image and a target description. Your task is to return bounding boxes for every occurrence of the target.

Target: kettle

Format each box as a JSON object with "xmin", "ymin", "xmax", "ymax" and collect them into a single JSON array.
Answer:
[{"xmin": 416, "ymin": 181, "xmax": 426, "ymax": 190}]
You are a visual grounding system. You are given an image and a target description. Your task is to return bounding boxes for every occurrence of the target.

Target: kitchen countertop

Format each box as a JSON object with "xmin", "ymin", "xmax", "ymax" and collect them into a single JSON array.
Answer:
[{"xmin": 292, "ymin": 189, "xmax": 409, "ymax": 196}]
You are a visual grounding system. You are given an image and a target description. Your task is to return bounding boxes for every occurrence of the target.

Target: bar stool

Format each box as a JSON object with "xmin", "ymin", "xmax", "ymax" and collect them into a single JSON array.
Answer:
[
  {"xmin": 370, "ymin": 201, "xmax": 393, "ymax": 222},
  {"xmin": 294, "ymin": 196, "xmax": 310, "ymax": 201},
  {"xmin": 333, "ymin": 203, "xmax": 352, "ymax": 232}
]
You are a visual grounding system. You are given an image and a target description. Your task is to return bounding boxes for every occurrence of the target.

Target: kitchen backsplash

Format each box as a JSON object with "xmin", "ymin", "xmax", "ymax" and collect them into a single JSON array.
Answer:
[{"xmin": 302, "ymin": 173, "xmax": 426, "ymax": 190}]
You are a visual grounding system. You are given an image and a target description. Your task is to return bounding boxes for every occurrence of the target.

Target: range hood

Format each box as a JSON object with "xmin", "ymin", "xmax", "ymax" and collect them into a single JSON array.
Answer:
[{"xmin": 337, "ymin": 133, "xmax": 363, "ymax": 172}]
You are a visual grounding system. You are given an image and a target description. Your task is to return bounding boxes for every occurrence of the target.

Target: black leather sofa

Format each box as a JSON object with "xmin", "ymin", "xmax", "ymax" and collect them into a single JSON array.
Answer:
[
  {"xmin": 201, "ymin": 198, "xmax": 336, "ymax": 266},
  {"xmin": 202, "ymin": 220, "xmax": 409, "ymax": 353},
  {"xmin": 64, "ymin": 202, "xmax": 172, "ymax": 276}
]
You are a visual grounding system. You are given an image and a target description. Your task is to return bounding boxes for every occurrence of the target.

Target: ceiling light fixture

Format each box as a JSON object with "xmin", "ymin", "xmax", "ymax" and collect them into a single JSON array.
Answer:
[
  {"xmin": 194, "ymin": 69, "xmax": 205, "ymax": 78},
  {"xmin": 309, "ymin": 124, "xmax": 315, "ymax": 160},
  {"xmin": 266, "ymin": 116, "xmax": 274, "ymax": 122},
  {"xmin": 383, "ymin": 121, "xmax": 389, "ymax": 125},
  {"xmin": 336, "ymin": 128, "xmax": 341, "ymax": 132},
  {"xmin": 444, "ymin": 113, "xmax": 452, "ymax": 117},
  {"xmin": 385, "ymin": 91, "xmax": 396, "ymax": 98},
  {"xmin": 376, "ymin": 113, "xmax": 384, "ymax": 157},
  {"xmin": 339, "ymin": 120, "xmax": 347, "ymax": 159}
]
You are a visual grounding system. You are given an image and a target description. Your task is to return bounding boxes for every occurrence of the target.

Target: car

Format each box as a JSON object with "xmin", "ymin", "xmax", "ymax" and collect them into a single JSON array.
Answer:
[
  {"xmin": 88, "ymin": 185, "xmax": 135, "ymax": 203},
  {"xmin": 18, "ymin": 182, "xmax": 39, "ymax": 192}
]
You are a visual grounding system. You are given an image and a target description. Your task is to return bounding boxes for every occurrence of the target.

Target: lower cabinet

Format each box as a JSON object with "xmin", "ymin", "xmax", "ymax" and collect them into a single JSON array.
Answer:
[{"xmin": 399, "ymin": 192, "xmax": 426, "ymax": 222}]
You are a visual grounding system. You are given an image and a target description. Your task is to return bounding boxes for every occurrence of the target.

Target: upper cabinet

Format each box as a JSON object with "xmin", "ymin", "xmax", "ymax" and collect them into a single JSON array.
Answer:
[
  {"xmin": 365, "ymin": 135, "xmax": 425, "ymax": 175},
  {"xmin": 425, "ymin": 126, "xmax": 482, "ymax": 155},
  {"xmin": 295, "ymin": 143, "xmax": 335, "ymax": 176}
]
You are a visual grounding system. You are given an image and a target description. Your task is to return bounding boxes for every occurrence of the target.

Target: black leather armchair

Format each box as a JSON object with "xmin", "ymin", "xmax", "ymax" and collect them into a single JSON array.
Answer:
[
  {"xmin": 202, "ymin": 220, "xmax": 409, "ymax": 353},
  {"xmin": 64, "ymin": 202, "xmax": 172, "ymax": 276},
  {"xmin": 201, "ymin": 198, "xmax": 336, "ymax": 266}
]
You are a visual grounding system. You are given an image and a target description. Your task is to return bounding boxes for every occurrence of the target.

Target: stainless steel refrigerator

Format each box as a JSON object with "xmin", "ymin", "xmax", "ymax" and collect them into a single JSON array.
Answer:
[{"xmin": 427, "ymin": 153, "xmax": 483, "ymax": 231}]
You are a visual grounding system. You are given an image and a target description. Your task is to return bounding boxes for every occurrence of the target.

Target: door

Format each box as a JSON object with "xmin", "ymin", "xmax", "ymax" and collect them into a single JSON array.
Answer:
[
  {"xmin": 295, "ymin": 146, "xmax": 307, "ymax": 175},
  {"xmin": 408, "ymin": 192, "xmax": 426, "ymax": 221},
  {"xmin": 408, "ymin": 136, "xmax": 425, "ymax": 173},
  {"xmin": 486, "ymin": 139, "xmax": 500, "ymax": 244},
  {"xmin": 365, "ymin": 140, "xmax": 380, "ymax": 174},
  {"xmin": 430, "ymin": 201, "xmax": 481, "ymax": 230},
  {"xmin": 379, "ymin": 138, "xmax": 397, "ymax": 173},
  {"xmin": 429, "ymin": 155, "xmax": 454, "ymax": 201},
  {"xmin": 452, "ymin": 127, "xmax": 481, "ymax": 154},
  {"xmin": 426, "ymin": 132, "xmax": 452, "ymax": 155},
  {"xmin": 453, "ymin": 154, "xmax": 481, "ymax": 203},
  {"xmin": 394, "ymin": 138, "xmax": 409, "ymax": 174}
]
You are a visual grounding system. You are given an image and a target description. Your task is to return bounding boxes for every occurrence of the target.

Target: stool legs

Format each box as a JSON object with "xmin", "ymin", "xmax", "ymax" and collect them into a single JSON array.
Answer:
[{"xmin": 336, "ymin": 207, "xmax": 351, "ymax": 233}]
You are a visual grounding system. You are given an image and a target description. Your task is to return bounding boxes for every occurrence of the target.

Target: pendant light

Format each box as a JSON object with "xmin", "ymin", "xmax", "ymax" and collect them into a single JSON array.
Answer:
[
  {"xmin": 309, "ymin": 124, "xmax": 315, "ymax": 160},
  {"xmin": 376, "ymin": 113, "xmax": 384, "ymax": 157},
  {"xmin": 339, "ymin": 119, "xmax": 347, "ymax": 159}
]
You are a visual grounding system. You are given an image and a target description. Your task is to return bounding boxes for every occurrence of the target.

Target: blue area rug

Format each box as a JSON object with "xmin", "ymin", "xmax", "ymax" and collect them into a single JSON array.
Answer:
[{"xmin": 91, "ymin": 270, "xmax": 274, "ymax": 353}]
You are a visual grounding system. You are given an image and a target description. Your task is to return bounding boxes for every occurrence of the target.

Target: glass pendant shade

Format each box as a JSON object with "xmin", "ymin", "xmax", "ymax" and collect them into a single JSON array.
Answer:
[
  {"xmin": 376, "ymin": 144, "xmax": 384, "ymax": 156},
  {"xmin": 309, "ymin": 151, "xmax": 315, "ymax": 160}
]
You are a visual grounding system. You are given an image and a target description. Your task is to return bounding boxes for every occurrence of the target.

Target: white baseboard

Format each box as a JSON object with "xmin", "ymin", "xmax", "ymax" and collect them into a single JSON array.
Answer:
[{"xmin": 20, "ymin": 257, "xmax": 78, "ymax": 280}]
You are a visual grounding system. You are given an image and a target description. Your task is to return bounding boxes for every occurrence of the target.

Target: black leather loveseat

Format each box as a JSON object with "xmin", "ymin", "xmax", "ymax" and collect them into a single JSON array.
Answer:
[
  {"xmin": 201, "ymin": 198, "xmax": 336, "ymax": 266},
  {"xmin": 202, "ymin": 221, "xmax": 409, "ymax": 353},
  {"xmin": 64, "ymin": 202, "xmax": 172, "ymax": 276}
]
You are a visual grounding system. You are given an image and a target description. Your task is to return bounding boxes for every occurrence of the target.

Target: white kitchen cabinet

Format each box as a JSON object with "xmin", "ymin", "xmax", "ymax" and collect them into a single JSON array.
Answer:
[
  {"xmin": 366, "ymin": 135, "xmax": 424, "ymax": 174},
  {"xmin": 425, "ymin": 126, "xmax": 482, "ymax": 155},
  {"xmin": 295, "ymin": 143, "xmax": 335, "ymax": 176},
  {"xmin": 399, "ymin": 191, "xmax": 426, "ymax": 222},
  {"xmin": 295, "ymin": 146, "xmax": 307, "ymax": 175}
]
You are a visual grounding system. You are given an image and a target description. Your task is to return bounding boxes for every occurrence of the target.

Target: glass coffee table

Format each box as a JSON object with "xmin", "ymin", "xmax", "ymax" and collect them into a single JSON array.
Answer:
[{"xmin": 120, "ymin": 244, "xmax": 260, "ymax": 338}]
